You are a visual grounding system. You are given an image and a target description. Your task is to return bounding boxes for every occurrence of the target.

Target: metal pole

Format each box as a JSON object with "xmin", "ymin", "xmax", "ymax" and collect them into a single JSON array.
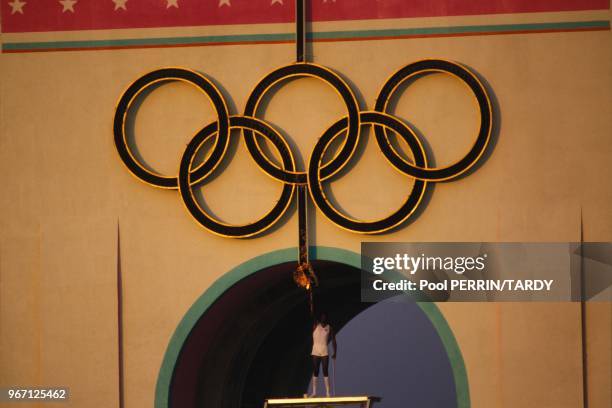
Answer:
[
  {"xmin": 295, "ymin": 0, "xmax": 305, "ymax": 62},
  {"xmin": 298, "ymin": 185, "xmax": 308, "ymax": 265}
]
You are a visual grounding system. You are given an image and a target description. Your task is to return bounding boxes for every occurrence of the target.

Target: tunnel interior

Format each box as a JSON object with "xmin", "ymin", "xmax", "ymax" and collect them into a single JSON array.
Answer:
[{"xmin": 168, "ymin": 260, "xmax": 368, "ymax": 408}]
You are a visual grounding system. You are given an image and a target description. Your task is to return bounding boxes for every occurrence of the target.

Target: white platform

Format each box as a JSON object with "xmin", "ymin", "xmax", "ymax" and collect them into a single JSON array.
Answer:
[{"xmin": 264, "ymin": 396, "xmax": 378, "ymax": 407}]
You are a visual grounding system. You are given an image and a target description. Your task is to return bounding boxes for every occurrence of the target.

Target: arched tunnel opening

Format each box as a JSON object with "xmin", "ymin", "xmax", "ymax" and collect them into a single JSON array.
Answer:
[{"xmin": 167, "ymin": 260, "xmax": 460, "ymax": 408}]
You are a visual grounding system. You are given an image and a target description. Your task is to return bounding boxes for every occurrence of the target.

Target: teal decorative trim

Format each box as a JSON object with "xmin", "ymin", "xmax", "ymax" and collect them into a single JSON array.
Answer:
[
  {"xmin": 3, "ymin": 20, "xmax": 609, "ymax": 53},
  {"xmin": 3, "ymin": 32, "xmax": 293, "ymax": 52},
  {"xmin": 154, "ymin": 246, "xmax": 470, "ymax": 408},
  {"xmin": 310, "ymin": 20, "xmax": 610, "ymax": 40}
]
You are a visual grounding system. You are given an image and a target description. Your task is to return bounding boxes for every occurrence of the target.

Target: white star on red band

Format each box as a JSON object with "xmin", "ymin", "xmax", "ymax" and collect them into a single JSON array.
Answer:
[
  {"xmin": 9, "ymin": 0, "xmax": 27, "ymax": 14},
  {"xmin": 59, "ymin": 0, "xmax": 77, "ymax": 13},
  {"xmin": 113, "ymin": 0, "xmax": 128, "ymax": 11}
]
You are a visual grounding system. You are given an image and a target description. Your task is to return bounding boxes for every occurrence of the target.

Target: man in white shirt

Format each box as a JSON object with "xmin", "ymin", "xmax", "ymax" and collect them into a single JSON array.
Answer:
[{"xmin": 309, "ymin": 312, "xmax": 337, "ymax": 397}]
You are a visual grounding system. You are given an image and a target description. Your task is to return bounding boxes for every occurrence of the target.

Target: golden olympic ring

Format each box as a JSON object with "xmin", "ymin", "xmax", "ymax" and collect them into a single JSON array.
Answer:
[{"xmin": 113, "ymin": 60, "xmax": 493, "ymax": 237}]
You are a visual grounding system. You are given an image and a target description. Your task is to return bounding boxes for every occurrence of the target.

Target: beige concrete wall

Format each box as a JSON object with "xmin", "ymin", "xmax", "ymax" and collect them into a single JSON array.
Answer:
[{"xmin": 1, "ymin": 12, "xmax": 610, "ymax": 408}]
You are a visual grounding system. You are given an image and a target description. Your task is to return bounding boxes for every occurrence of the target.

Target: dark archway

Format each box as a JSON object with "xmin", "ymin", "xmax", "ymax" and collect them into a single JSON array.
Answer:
[{"xmin": 155, "ymin": 247, "xmax": 469, "ymax": 408}]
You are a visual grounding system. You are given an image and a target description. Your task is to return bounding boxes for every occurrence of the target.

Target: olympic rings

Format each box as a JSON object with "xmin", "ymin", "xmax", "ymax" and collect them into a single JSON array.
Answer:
[
  {"xmin": 308, "ymin": 111, "xmax": 427, "ymax": 233},
  {"xmin": 113, "ymin": 60, "xmax": 494, "ymax": 237},
  {"xmin": 178, "ymin": 116, "xmax": 295, "ymax": 238},
  {"xmin": 243, "ymin": 62, "xmax": 360, "ymax": 184},
  {"xmin": 375, "ymin": 59, "xmax": 492, "ymax": 181},
  {"xmin": 113, "ymin": 67, "xmax": 230, "ymax": 189}
]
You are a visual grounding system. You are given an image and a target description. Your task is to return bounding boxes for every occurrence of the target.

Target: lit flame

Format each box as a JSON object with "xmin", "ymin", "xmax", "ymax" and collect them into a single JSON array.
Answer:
[{"xmin": 293, "ymin": 263, "xmax": 315, "ymax": 290}]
